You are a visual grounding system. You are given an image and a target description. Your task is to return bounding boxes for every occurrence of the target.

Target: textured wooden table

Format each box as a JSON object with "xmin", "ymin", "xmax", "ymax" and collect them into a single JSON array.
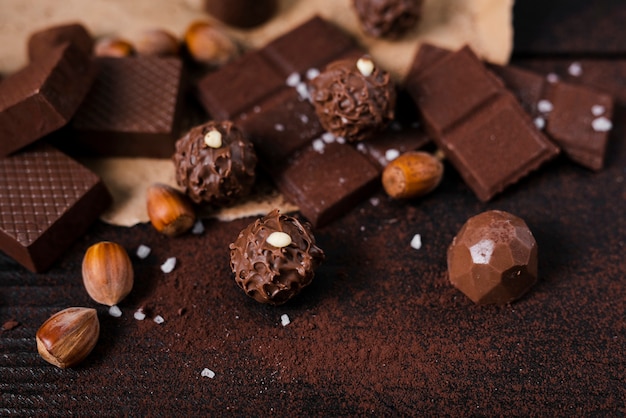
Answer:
[{"xmin": 1, "ymin": 0, "xmax": 624, "ymax": 415}]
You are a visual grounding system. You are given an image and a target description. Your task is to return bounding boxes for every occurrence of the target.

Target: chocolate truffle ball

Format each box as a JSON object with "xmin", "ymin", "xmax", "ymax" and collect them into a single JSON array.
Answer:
[
  {"xmin": 229, "ymin": 209, "xmax": 325, "ymax": 305},
  {"xmin": 447, "ymin": 210, "xmax": 538, "ymax": 305},
  {"xmin": 203, "ymin": 0, "xmax": 277, "ymax": 29},
  {"xmin": 352, "ymin": 0, "xmax": 423, "ymax": 39},
  {"xmin": 173, "ymin": 120, "xmax": 257, "ymax": 205},
  {"xmin": 309, "ymin": 55, "xmax": 396, "ymax": 142}
]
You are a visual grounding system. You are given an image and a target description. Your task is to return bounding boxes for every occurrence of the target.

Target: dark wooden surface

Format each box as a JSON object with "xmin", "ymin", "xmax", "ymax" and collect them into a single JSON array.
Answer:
[{"xmin": 1, "ymin": 1, "xmax": 625, "ymax": 416}]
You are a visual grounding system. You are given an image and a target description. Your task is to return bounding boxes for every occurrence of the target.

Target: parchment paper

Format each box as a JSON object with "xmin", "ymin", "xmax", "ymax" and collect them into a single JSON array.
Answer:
[{"xmin": 0, "ymin": 0, "xmax": 513, "ymax": 226}]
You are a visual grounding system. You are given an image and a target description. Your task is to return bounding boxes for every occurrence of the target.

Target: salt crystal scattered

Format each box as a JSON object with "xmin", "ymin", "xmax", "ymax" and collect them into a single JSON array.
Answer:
[
  {"xmin": 160, "ymin": 257, "xmax": 177, "ymax": 273},
  {"xmin": 280, "ymin": 314, "xmax": 290, "ymax": 327},
  {"xmin": 153, "ymin": 315, "xmax": 165, "ymax": 324},
  {"xmin": 201, "ymin": 368, "xmax": 215, "ymax": 378},
  {"xmin": 336, "ymin": 136, "xmax": 346, "ymax": 144},
  {"xmin": 312, "ymin": 139, "xmax": 325, "ymax": 153},
  {"xmin": 299, "ymin": 114, "xmax": 309, "ymax": 124},
  {"xmin": 191, "ymin": 220, "xmax": 205, "ymax": 235},
  {"xmin": 321, "ymin": 132, "xmax": 335, "ymax": 143},
  {"xmin": 136, "ymin": 244, "xmax": 151, "ymax": 259},
  {"xmin": 134, "ymin": 310, "xmax": 146, "ymax": 321},
  {"xmin": 274, "ymin": 123, "xmax": 285, "ymax": 132},
  {"xmin": 306, "ymin": 68, "xmax": 320, "ymax": 80},
  {"xmin": 537, "ymin": 99, "xmax": 554, "ymax": 113},
  {"xmin": 295, "ymin": 82, "xmax": 310, "ymax": 100},
  {"xmin": 109, "ymin": 305, "xmax": 122, "ymax": 318},
  {"xmin": 546, "ymin": 73, "xmax": 559, "ymax": 83},
  {"xmin": 568, "ymin": 62, "xmax": 583, "ymax": 77},
  {"xmin": 286, "ymin": 72, "xmax": 300, "ymax": 87},
  {"xmin": 591, "ymin": 105, "xmax": 605, "ymax": 116},
  {"xmin": 534, "ymin": 117, "xmax": 546, "ymax": 130},
  {"xmin": 592, "ymin": 117, "xmax": 613, "ymax": 132},
  {"xmin": 410, "ymin": 234, "xmax": 422, "ymax": 250},
  {"xmin": 253, "ymin": 105, "xmax": 261, "ymax": 113},
  {"xmin": 356, "ymin": 143, "xmax": 367, "ymax": 153},
  {"xmin": 385, "ymin": 148, "xmax": 400, "ymax": 161},
  {"xmin": 369, "ymin": 197, "xmax": 380, "ymax": 207}
]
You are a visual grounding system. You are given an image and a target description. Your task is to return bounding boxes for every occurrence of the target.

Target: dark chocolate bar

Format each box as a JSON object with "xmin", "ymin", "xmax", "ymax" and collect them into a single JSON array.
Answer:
[
  {"xmin": 28, "ymin": 23, "xmax": 94, "ymax": 62},
  {"xmin": 198, "ymin": 16, "xmax": 425, "ymax": 226},
  {"xmin": 490, "ymin": 65, "xmax": 613, "ymax": 171},
  {"xmin": 0, "ymin": 144, "xmax": 111, "ymax": 272},
  {"xmin": 406, "ymin": 45, "xmax": 559, "ymax": 201},
  {"xmin": 0, "ymin": 42, "xmax": 95, "ymax": 157},
  {"xmin": 66, "ymin": 56, "xmax": 185, "ymax": 158}
]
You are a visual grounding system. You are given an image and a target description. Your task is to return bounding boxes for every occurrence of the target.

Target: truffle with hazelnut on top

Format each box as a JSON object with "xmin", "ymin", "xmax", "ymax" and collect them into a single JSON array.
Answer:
[
  {"xmin": 229, "ymin": 209, "xmax": 325, "ymax": 305},
  {"xmin": 309, "ymin": 55, "xmax": 396, "ymax": 142},
  {"xmin": 173, "ymin": 120, "xmax": 257, "ymax": 206}
]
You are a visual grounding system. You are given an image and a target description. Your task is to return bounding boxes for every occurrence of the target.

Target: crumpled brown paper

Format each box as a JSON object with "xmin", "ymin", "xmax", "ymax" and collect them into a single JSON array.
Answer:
[{"xmin": 0, "ymin": 0, "xmax": 513, "ymax": 226}]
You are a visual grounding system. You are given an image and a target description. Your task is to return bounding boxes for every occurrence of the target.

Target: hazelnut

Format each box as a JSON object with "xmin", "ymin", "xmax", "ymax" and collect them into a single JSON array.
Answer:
[
  {"xmin": 82, "ymin": 242, "xmax": 134, "ymax": 306},
  {"xmin": 135, "ymin": 28, "xmax": 180, "ymax": 56},
  {"xmin": 146, "ymin": 183, "xmax": 196, "ymax": 237},
  {"xmin": 382, "ymin": 150, "xmax": 444, "ymax": 199},
  {"xmin": 94, "ymin": 36, "xmax": 134, "ymax": 57},
  {"xmin": 184, "ymin": 21, "xmax": 238, "ymax": 66},
  {"xmin": 36, "ymin": 307, "xmax": 100, "ymax": 369}
]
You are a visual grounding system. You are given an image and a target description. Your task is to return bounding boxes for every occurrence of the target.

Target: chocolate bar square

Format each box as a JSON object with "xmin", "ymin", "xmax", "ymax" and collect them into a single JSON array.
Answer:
[
  {"xmin": 0, "ymin": 42, "xmax": 95, "ymax": 157},
  {"xmin": 0, "ymin": 144, "xmax": 111, "ymax": 272},
  {"xmin": 406, "ymin": 45, "xmax": 559, "ymax": 201},
  {"xmin": 493, "ymin": 64, "xmax": 613, "ymax": 171},
  {"xmin": 68, "ymin": 56, "xmax": 184, "ymax": 157},
  {"xmin": 235, "ymin": 88, "xmax": 324, "ymax": 167},
  {"xmin": 272, "ymin": 142, "xmax": 380, "ymax": 227}
]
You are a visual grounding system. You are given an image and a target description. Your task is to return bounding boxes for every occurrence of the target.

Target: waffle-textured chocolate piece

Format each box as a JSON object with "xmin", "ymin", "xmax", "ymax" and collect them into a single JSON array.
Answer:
[
  {"xmin": 0, "ymin": 144, "xmax": 111, "ymax": 272},
  {"xmin": 198, "ymin": 16, "xmax": 422, "ymax": 226},
  {"xmin": 490, "ymin": 64, "xmax": 613, "ymax": 171},
  {"xmin": 67, "ymin": 56, "xmax": 184, "ymax": 158},
  {"xmin": 0, "ymin": 42, "xmax": 95, "ymax": 157},
  {"xmin": 406, "ymin": 45, "xmax": 559, "ymax": 201}
]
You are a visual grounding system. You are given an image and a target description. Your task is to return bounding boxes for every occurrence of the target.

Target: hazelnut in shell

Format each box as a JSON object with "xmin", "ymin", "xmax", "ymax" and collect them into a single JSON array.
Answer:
[
  {"xmin": 135, "ymin": 29, "xmax": 180, "ymax": 57},
  {"xmin": 94, "ymin": 37, "xmax": 134, "ymax": 57},
  {"xmin": 146, "ymin": 183, "xmax": 196, "ymax": 237},
  {"xmin": 184, "ymin": 21, "xmax": 238, "ymax": 67},
  {"xmin": 36, "ymin": 307, "xmax": 100, "ymax": 369},
  {"xmin": 82, "ymin": 241, "xmax": 134, "ymax": 306},
  {"xmin": 382, "ymin": 151, "xmax": 443, "ymax": 199}
]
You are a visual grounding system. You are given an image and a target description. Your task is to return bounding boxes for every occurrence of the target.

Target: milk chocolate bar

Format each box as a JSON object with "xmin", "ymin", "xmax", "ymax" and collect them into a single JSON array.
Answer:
[
  {"xmin": 0, "ymin": 144, "xmax": 111, "ymax": 272},
  {"xmin": 490, "ymin": 65, "xmax": 613, "ymax": 171},
  {"xmin": 406, "ymin": 45, "xmax": 559, "ymax": 201},
  {"xmin": 198, "ymin": 17, "xmax": 386, "ymax": 226},
  {"xmin": 67, "ymin": 56, "xmax": 185, "ymax": 157},
  {"xmin": 0, "ymin": 42, "xmax": 95, "ymax": 157}
]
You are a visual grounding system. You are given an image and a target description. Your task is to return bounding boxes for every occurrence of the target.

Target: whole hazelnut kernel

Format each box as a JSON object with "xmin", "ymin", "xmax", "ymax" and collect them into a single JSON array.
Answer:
[
  {"xmin": 184, "ymin": 21, "xmax": 239, "ymax": 66},
  {"xmin": 94, "ymin": 36, "xmax": 134, "ymax": 57},
  {"xmin": 82, "ymin": 242, "xmax": 134, "ymax": 306},
  {"xmin": 135, "ymin": 28, "xmax": 180, "ymax": 56},
  {"xmin": 382, "ymin": 150, "xmax": 444, "ymax": 199},
  {"xmin": 146, "ymin": 183, "xmax": 196, "ymax": 237},
  {"xmin": 36, "ymin": 307, "xmax": 100, "ymax": 369}
]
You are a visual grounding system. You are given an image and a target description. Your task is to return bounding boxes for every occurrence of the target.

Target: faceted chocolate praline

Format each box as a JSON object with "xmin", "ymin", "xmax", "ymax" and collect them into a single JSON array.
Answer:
[
  {"xmin": 173, "ymin": 120, "xmax": 257, "ymax": 205},
  {"xmin": 309, "ymin": 56, "xmax": 396, "ymax": 142},
  {"xmin": 229, "ymin": 209, "xmax": 325, "ymax": 305},
  {"xmin": 447, "ymin": 210, "xmax": 538, "ymax": 304}
]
